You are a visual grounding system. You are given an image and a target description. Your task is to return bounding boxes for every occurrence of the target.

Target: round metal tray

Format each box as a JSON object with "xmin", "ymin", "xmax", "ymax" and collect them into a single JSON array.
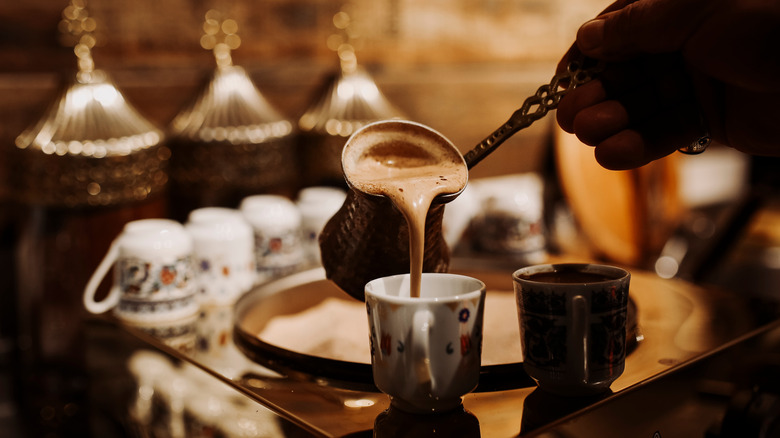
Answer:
[{"xmin": 233, "ymin": 268, "xmax": 639, "ymax": 391}]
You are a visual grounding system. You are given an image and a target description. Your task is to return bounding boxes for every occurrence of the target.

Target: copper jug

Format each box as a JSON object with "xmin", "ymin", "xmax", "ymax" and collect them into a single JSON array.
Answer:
[{"xmin": 318, "ymin": 188, "xmax": 451, "ymax": 300}]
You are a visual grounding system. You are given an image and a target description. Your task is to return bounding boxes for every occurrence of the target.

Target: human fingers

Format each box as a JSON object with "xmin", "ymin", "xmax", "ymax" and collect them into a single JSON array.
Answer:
[
  {"xmin": 592, "ymin": 100, "xmax": 703, "ymax": 170},
  {"xmin": 576, "ymin": 0, "xmax": 714, "ymax": 60},
  {"xmin": 556, "ymin": 80, "xmax": 607, "ymax": 133},
  {"xmin": 555, "ymin": 45, "xmax": 579, "ymax": 78},
  {"xmin": 557, "ymin": 57, "xmax": 664, "ymax": 134},
  {"xmin": 556, "ymin": 0, "xmax": 638, "ymax": 73},
  {"xmin": 571, "ymin": 100, "xmax": 630, "ymax": 147},
  {"xmin": 594, "ymin": 128, "xmax": 688, "ymax": 170},
  {"xmin": 592, "ymin": 130, "xmax": 649, "ymax": 170},
  {"xmin": 568, "ymin": 80, "xmax": 690, "ymax": 149}
]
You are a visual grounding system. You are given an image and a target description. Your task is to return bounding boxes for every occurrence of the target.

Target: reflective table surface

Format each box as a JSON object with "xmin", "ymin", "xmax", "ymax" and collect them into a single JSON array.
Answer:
[{"xmin": 112, "ymin": 255, "xmax": 779, "ymax": 437}]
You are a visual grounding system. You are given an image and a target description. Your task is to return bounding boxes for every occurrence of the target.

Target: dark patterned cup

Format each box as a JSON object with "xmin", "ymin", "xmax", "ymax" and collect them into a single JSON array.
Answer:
[{"xmin": 513, "ymin": 264, "xmax": 630, "ymax": 396}]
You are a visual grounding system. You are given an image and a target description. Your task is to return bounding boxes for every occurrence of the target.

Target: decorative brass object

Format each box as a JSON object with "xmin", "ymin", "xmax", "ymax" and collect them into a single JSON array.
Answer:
[
  {"xmin": 167, "ymin": 10, "xmax": 296, "ymax": 217},
  {"xmin": 13, "ymin": 0, "xmax": 168, "ymax": 207},
  {"xmin": 297, "ymin": 5, "xmax": 404, "ymax": 187}
]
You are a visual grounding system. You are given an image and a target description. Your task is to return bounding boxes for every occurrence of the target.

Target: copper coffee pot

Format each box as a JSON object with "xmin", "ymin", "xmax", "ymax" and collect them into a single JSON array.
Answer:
[{"xmin": 319, "ymin": 58, "xmax": 602, "ymax": 300}]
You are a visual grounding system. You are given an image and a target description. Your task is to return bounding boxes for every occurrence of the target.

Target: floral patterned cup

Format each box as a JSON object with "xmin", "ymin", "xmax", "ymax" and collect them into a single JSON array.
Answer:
[
  {"xmin": 513, "ymin": 263, "xmax": 630, "ymax": 396},
  {"xmin": 365, "ymin": 273, "xmax": 486, "ymax": 414},
  {"xmin": 186, "ymin": 207, "xmax": 255, "ymax": 305},
  {"xmin": 83, "ymin": 219, "xmax": 198, "ymax": 323},
  {"xmin": 295, "ymin": 186, "xmax": 346, "ymax": 265},
  {"xmin": 240, "ymin": 195, "xmax": 304, "ymax": 283}
]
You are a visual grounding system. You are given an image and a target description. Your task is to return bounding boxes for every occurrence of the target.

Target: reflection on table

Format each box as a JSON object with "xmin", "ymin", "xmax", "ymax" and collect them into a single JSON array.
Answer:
[{"xmin": 113, "ymin": 256, "xmax": 773, "ymax": 437}]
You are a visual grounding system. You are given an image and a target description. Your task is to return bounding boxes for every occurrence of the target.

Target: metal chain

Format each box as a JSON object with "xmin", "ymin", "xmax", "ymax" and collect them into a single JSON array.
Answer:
[{"xmin": 463, "ymin": 58, "xmax": 604, "ymax": 169}]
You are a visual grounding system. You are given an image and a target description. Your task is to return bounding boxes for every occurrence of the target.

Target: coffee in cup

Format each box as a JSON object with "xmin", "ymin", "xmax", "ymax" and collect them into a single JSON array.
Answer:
[
  {"xmin": 513, "ymin": 263, "xmax": 630, "ymax": 396},
  {"xmin": 185, "ymin": 207, "xmax": 255, "ymax": 305},
  {"xmin": 365, "ymin": 272, "xmax": 486, "ymax": 413}
]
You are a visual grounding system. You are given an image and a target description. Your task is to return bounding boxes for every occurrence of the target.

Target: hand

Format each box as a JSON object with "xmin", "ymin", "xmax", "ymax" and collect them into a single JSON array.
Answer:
[{"xmin": 556, "ymin": 0, "xmax": 780, "ymax": 170}]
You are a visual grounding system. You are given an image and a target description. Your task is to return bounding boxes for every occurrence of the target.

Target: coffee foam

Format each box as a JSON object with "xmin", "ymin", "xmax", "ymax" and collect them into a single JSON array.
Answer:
[
  {"xmin": 341, "ymin": 120, "xmax": 466, "ymax": 298},
  {"xmin": 342, "ymin": 121, "xmax": 466, "ymax": 193}
]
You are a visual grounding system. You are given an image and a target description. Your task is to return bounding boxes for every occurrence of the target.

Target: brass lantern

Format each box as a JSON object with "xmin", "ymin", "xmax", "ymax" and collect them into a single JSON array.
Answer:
[
  {"xmin": 297, "ymin": 7, "xmax": 405, "ymax": 187},
  {"xmin": 13, "ymin": 1, "xmax": 167, "ymax": 208},
  {"xmin": 167, "ymin": 10, "xmax": 297, "ymax": 218}
]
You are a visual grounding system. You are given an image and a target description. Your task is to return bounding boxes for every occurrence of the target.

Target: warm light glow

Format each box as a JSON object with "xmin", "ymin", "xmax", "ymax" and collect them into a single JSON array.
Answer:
[
  {"xmin": 93, "ymin": 83, "xmax": 120, "ymax": 106},
  {"xmin": 358, "ymin": 79, "xmax": 379, "ymax": 100},
  {"xmin": 337, "ymin": 81, "xmax": 355, "ymax": 100},
  {"xmin": 654, "ymin": 256, "xmax": 679, "ymax": 279},
  {"xmin": 70, "ymin": 85, "xmax": 92, "ymax": 109},
  {"xmin": 343, "ymin": 398, "xmax": 375, "ymax": 408}
]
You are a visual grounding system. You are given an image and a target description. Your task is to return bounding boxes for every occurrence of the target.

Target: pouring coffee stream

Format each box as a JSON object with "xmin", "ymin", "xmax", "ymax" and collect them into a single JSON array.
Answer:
[
  {"xmin": 340, "ymin": 121, "xmax": 468, "ymax": 299},
  {"xmin": 319, "ymin": 58, "xmax": 603, "ymax": 300}
]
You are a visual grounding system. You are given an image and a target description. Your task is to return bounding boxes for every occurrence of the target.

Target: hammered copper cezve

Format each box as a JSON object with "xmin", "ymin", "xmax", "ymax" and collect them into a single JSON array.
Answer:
[{"xmin": 318, "ymin": 189, "xmax": 450, "ymax": 301}]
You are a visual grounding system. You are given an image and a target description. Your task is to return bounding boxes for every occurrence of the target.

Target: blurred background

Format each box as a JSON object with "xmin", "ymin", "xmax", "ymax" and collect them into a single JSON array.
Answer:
[
  {"xmin": 0, "ymin": 0, "xmax": 607, "ymax": 180},
  {"xmin": 1, "ymin": 0, "xmax": 778, "ymax": 437}
]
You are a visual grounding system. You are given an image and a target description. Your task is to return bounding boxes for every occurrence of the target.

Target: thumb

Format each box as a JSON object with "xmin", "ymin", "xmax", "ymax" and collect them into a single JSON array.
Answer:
[{"xmin": 576, "ymin": 0, "xmax": 709, "ymax": 60}]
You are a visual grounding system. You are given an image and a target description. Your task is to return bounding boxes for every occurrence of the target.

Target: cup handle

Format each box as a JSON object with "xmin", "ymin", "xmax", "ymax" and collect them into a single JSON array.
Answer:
[
  {"xmin": 572, "ymin": 295, "xmax": 589, "ymax": 384},
  {"xmin": 83, "ymin": 239, "xmax": 122, "ymax": 314},
  {"xmin": 412, "ymin": 309, "xmax": 436, "ymax": 393}
]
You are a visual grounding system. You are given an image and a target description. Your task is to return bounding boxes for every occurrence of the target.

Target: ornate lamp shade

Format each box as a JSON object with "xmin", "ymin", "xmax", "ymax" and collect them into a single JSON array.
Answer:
[
  {"xmin": 167, "ymin": 11, "xmax": 297, "ymax": 216},
  {"xmin": 298, "ymin": 67, "xmax": 404, "ymax": 187},
  {"xmin": 297, "ymin": 8, "xmax": 404, "ymax": 187},
  {"xmin": 12, "ymin": 2, "xmax": 167, "ymax": 208},
  {"xmin": 168, "ymin": 65, "xmax": 296, "ymax": 206}
]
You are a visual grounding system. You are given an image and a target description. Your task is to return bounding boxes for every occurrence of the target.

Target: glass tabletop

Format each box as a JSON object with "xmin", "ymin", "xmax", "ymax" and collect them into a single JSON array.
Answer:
[{"xmin": 118, "ymin": 258, "xmax": 777, "ymax": 437}]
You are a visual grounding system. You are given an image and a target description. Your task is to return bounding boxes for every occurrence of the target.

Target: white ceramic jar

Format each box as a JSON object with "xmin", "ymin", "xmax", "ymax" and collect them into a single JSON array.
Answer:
[{"xmin": 186, "ymin": 207, "xmax": 256, "ymax": 305}]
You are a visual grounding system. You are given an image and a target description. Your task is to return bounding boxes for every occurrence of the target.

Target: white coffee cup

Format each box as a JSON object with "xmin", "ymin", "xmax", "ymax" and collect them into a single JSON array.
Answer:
[
  {"xmin": 83, "ymin": 219, "xmax": 198, "ymax": 323},
  {"xmin": 125, "ymin": 312, "xmax": 200, "ymax": 353},
  {"xmin": 365, "ymin": 273, "xmax": 487, "ymax": 414},
  {"xmin": 240, "ymin": 195, "xmax": 304, "ymax": 282},
  {"xmin": 185, "ymin": 207, "xmax": 255, "ymax": 305},
  {"xmin": 295, "ymin": 186, "xmax": 346, "ymax": 265}
]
